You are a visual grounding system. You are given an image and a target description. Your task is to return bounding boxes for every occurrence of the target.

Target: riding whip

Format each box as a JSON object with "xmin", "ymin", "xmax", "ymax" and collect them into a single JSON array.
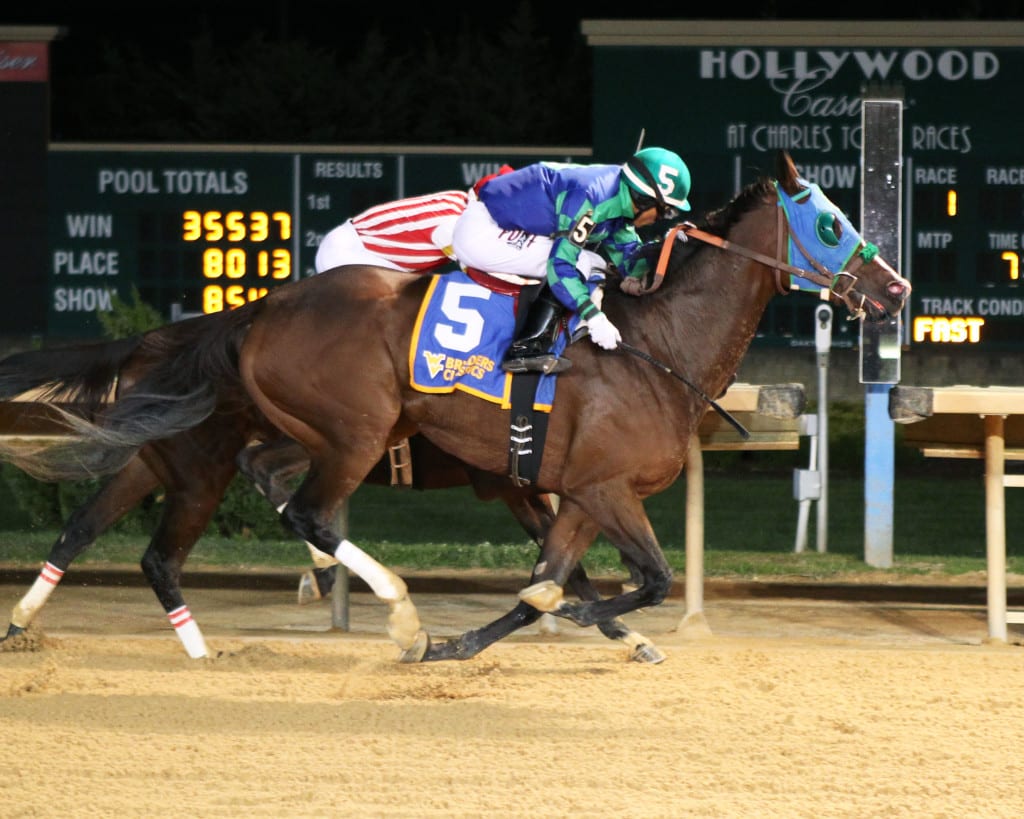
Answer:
[{"xmin": 617, "ymin": 341, "xmax": 751, "ymax": 440}]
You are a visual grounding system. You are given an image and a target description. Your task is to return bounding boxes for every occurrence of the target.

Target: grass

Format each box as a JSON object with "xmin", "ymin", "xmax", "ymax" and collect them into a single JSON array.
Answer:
[{"xmin": 1, "ymin": 468, "xmax": 1020, "ymax": 582}]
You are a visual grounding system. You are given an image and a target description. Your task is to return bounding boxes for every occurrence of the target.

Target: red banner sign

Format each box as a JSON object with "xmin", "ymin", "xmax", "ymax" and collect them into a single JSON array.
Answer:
[{"xmin": 0, "ymin": 42, "xmax": 48, "ymax": 82}]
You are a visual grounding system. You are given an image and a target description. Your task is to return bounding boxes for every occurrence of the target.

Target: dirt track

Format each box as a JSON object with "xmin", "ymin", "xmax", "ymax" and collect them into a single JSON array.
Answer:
[{"xmin": 2, "ymin": 573, "xmax": 1023, "ymax": 817}]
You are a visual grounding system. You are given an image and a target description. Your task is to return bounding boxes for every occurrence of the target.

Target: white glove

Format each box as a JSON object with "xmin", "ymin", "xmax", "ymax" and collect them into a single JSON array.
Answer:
[
  {"xmin": 671, "ymin": 221, "xmax": 697, "ymax": 241},
  {"xmin": 621, "ymin": 275, "xmax": 647, "ymax": 296},
  {"xmin": 587, "ymin": 311, "xmax": 621, "ymax": 351}
]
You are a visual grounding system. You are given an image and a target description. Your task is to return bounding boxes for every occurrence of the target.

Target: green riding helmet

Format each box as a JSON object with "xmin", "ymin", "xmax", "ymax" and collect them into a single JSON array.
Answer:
[{"xmin": 622, "ymin": 146, "xmax": 692, "ymax": 215}]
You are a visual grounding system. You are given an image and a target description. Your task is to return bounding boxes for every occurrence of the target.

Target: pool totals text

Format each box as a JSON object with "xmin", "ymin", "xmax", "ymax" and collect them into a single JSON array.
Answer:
[
  {"xmin": 47, "ymin": 155, "xmax": 299, "ymax": 332},
  {"xmin": 46, "ymin": 148, "xmax": 557, "ymax": 338}
]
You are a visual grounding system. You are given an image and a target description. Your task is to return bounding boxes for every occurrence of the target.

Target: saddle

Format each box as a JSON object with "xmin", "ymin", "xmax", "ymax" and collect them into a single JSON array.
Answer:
[{"xmin": 410, "ymin": 267, "xmax": 564, "ymax": 487}]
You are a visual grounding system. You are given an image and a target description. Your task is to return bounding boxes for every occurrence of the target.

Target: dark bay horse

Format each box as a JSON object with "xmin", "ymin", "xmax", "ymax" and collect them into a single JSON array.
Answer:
[
  {"xmin": 0, "ymin": 332, "xmax": 295, "ymax": 658},
  {"xmin": 0, "ymin": 152, "xmax": 911, "ymax": 663},
  {"xmin": 0, "ymin": 342, "xmax": 647, "ymax": 658}
]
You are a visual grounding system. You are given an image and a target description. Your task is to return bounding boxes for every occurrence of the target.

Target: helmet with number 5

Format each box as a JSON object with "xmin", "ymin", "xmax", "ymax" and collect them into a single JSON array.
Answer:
[{"xmin": 622, "ymin": 146, "xmax": 692, "ymax": 216}]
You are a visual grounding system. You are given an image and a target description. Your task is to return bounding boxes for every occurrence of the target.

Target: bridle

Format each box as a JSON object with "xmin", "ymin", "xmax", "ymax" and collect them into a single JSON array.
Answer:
[
  {"xmin": 650, "ymin": 191, "xmax": 883, "ymax": 321},
  {"xmin": 614, "ymin": 181, "xmax": 887, "ymax": 440}
]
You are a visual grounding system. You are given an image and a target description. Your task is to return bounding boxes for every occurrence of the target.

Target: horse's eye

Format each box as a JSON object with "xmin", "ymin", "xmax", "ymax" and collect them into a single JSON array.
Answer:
[{"xmin": 815, "ymin": 212, "xmax": 842, "ymax": 247}]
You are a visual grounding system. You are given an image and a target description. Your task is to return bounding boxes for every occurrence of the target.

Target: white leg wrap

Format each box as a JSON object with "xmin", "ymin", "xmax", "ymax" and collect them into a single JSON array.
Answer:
[
  {"xmin": 334, "ymin": 538, "xmax": 408, "ymax": 601},
  {"xmin": 332, "ymin": 538, "xmax": 423, "ymax": 653},
  {"xmin": 167, "ymin": 606, "xmax": 208, "ymax": 659},
  {"xmin": 11, "ymin": 563, "xmax": 64, "ymax": 629}
]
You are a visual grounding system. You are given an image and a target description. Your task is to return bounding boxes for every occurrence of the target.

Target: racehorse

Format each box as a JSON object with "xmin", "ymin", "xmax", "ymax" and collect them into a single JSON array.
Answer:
[
  {"xmin": 0, "ymin": 334, "xmax": 285, "ymax": 657},
  {"xmin": 0, "ymin": 152, "xmax": 911, "ymax": 663},
  {"xmin": 0, "ymin": 345, "xmax": 648, "ymax": 658}
]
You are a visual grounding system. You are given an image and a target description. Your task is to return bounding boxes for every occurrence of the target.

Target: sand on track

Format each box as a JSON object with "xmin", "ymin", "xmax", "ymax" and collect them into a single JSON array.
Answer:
[{"xmin": 1, "ymin": 577, "xmax": 1023, "ymax": 818}]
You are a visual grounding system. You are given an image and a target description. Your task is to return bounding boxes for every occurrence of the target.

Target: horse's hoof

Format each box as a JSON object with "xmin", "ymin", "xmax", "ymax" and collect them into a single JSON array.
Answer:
[
  {"xmin": 296, "ymin": 571, "xmax": 322, "ymax": 605},
  {"xmin": 419, "ymin": 632, "xmax": 489, "ymax": 661},
  {"xmin": 397, "ymin": 630, "xmax": 430, "ymax": 663},
  {"xmin": 1, "ymin": 623, "xmax": 26, "ymax": 642},
  {"xmin": 314, "ymin": 566, "xmax": 337, "ymax": 598},
  {"xmin": 387, "ymin": 596, "xmax": 423, "ymax": 651},
  {"xmin": 518, "ymin": 580, "xmax": 564, "ymax": 612},
  {"xmin": 630, "ymin": 642, "xmax": 666, "ymax": 664},
  {"xmin": 537, "ymin": 613, "xmax": 560, "ymax": 635}
]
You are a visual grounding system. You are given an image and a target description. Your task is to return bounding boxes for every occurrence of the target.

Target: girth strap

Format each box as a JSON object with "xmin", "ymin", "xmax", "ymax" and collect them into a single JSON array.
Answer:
[
  {"xmin": 505, "ymin": 294, "xmax": 550, "ymax": 487},
  {"xmin": 507, "ymin": 376, "xmax": 549, "ymax": 487}
]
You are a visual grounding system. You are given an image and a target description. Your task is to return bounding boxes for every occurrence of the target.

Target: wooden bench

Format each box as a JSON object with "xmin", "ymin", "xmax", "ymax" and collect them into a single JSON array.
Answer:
[
  {"xmin": 696, "ymin": 382, "xmax": 805, "ymax": 451},
  {"xmin": 890, "ymin": 384, "xmax": 1024, "ymax": 641}
]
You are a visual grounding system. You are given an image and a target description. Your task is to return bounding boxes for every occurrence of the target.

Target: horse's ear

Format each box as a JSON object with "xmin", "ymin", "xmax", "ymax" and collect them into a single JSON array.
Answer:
[{"xmin": 775, "ymin": 151, "xmax": 804, "ymax": 195}]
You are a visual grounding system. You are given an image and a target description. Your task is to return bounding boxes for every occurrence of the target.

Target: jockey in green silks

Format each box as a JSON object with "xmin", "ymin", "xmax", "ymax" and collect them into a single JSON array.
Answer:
[{"xmin": 451, "ymin": 146, "xmax": 692, "ymax": 374}]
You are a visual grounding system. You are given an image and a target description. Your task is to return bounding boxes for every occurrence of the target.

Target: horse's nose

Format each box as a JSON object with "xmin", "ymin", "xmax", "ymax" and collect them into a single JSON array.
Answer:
[{"xmin": 888, "ymin": 278, "xmax": 911, "ymax": 300}]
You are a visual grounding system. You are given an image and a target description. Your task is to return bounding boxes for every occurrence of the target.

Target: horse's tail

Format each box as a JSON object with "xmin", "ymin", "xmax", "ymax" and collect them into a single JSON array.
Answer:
[
  {"xmin": 0, "ymin": 304, "xmax": 262, "ymax": 482},
  {"xmin": 0, "ymin": 336, "xmax": 142, "ymax": 410}
]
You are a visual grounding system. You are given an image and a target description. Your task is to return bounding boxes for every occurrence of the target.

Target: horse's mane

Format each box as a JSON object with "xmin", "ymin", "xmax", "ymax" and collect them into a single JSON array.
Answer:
[
  {"xmin": 702, "ymin": 176, "xmax": 775, "ymax": 237},
  {"xmin": 626, "ymin": 175, "xmax": 776, "ymax": 295}
]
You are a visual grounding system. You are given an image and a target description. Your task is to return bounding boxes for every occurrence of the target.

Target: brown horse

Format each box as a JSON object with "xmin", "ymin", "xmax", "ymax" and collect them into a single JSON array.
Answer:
[
  {"xmin": 0, "ymin": 332, "xmax": 291, "ymax": 657},
  {"xmin": 0, "ymin": 152, "xmax": 910, "ymax": 663},
  {"xmin": 0, "ymin": 341, "xmax": 622, "ymax": 655},
  {"xmin": 0, "ymin": 339, "xmax": 648, "ymax": 658}
]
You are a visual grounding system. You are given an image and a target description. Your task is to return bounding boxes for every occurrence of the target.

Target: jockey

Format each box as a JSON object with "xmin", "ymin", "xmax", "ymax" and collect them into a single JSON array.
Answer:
[
  {"xmin": 314, "ymin": 165, "xmax": 514, "ymax": 274},
  {"xmin": 450, "ymin": 147, "xmax": 692, "ymax": 374}
]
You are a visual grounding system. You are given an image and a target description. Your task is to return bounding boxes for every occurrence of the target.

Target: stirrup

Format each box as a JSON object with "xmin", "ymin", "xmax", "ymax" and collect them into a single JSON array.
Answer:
[
  {"xmin": 387, "ymin": 439, "xmax": 413, "ymax": 487},
  {"xmin": 502, "ymin": 354, "xmax": 572, "ymax": 375}
]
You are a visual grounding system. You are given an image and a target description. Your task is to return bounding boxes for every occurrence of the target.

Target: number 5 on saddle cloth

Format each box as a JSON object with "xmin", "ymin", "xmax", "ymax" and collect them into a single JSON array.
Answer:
[{"xmin": 409, "ymin": 269, "xmax": 592, "ymax": 484}]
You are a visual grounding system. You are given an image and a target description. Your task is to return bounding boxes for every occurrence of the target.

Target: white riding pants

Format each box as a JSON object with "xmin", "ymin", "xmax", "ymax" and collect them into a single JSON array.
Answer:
[
  {"xmin": 451, "ymin": 199, "xmax": 606, "ymax": 283},
  {"xmin": 314, "ymin": 220, "xmax": 406, "ymax": 274}
]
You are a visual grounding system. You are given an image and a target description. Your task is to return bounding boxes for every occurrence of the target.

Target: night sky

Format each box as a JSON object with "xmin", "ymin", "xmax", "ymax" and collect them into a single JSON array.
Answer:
[
  {"xmin": 5, "ymin": 1, "xmax": 1024, "ymax": 142},
  {"xmin": 9, "ymin": 1, "xmax": 1024, "ymax": 73}
]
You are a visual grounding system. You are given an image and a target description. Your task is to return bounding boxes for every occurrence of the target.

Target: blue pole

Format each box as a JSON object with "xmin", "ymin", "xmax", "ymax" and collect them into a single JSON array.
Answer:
[
  {"xmin": 859, "ymin": 95, "xmax": 903, "ymax": 569},
  {"xmin": 864, "ymin": 383, "xmax": 894, "ymax": 567}
]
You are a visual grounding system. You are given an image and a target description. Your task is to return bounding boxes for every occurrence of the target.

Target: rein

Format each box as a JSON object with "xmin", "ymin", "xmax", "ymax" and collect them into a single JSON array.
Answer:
[
  {"xmin": 622, "ymin": 184, "xmax": 882, "ymax": 438},
  {"xmin": 675, "ymin": 214, "xmax": 795, "ymax": 295},
  {"xmin": 617, "ymin": 342, "xmax": 751, "ymax": 440}
]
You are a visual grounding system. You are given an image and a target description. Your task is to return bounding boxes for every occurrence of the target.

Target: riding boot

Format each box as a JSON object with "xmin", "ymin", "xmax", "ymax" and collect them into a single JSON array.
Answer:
[{"xmin": 501, "ymin": 289, "xmax": 572, "ymax": 374}]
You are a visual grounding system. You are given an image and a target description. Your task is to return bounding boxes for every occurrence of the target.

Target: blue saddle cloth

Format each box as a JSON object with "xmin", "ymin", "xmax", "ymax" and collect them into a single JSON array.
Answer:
[{"xmin": 409, "ymin": 270, "xmax": 572, "ymax": 411}]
